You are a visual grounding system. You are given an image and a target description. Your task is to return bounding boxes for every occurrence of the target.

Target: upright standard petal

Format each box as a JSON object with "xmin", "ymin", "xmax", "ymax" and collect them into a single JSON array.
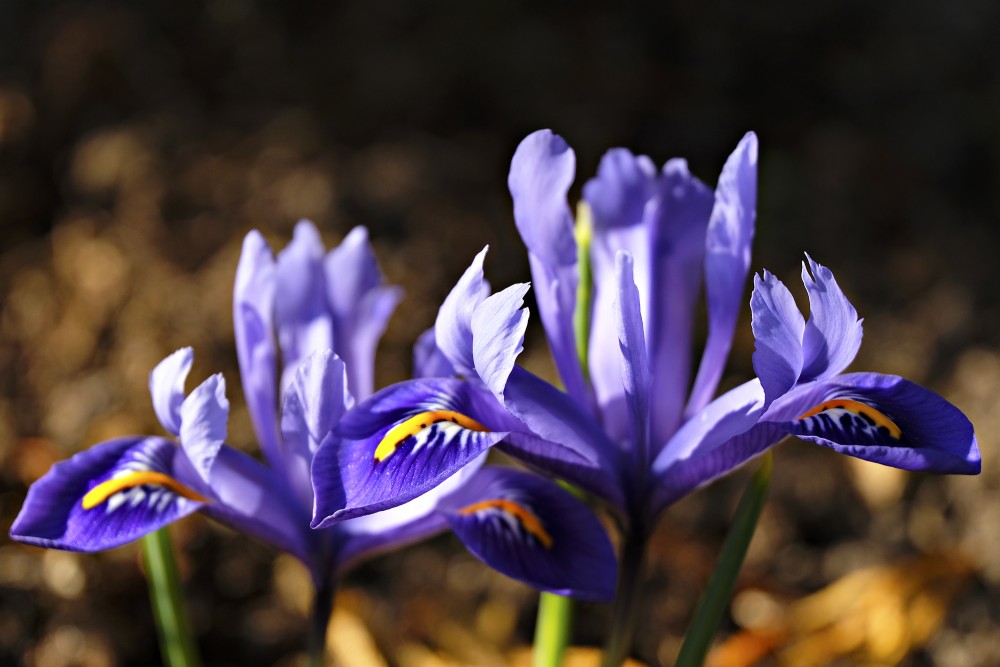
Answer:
[
  {"xmin": 10, "ymin": 437, "xmax": 206, "ymax": 551},
  {"xmin": 687, "ymin": 132, "xmax": 758, "ymax": 416},
  {"xmin": 648, "ymin": 161, "xmax": 714, "ymax": 445},
  {"xmin": 178, "ymin": 374, "xmax": 229, "ymax": 483},
  {"xmin": 325, "ymin": 226, "xmax": 402, "ymax": 400},
  {"xmin": 750, "ymin": 270, "xmax": 805, "ymax": 406},
  {"xmin": 311, "ymin": 378, "xmax": 510, "ymax": 526},
  {"xmin": 233, "ymin": 230, "xmax": 283, "ymax": 471},
  {"xmin": 435, "ymin": 247, "xmax": 491, "ymax": 374},
  {"xmin": 614, "ymin": 251, "xmax": 651, "ymax": 471},
  {"xmin": 508, "ymin": 130, "xmax": 586, "ymax": 401},
  {"xmin": 438, "ymin": 466, "xmax": 617, "ymax": 600},
  {"xmin": 280, "ymin": 350, "xmax": 351, "ymax": 510},
  {"xmin": 768, "ymin": 373, "xmax": 980, "ymax": 474},
  {"xmin": 274, "ymin": 221, "xmax": 335, "ymax": 388},
  {"xmin": 799, "ymin": 255, "xmax": 863, "ymax": 382},
  {"xmin": 585, "ymin": 149, "xmax": 658, "ymax": 444},
  {"xmin": 471, "ymin": 283, "xmax": 530, "ymax": 403},
  {"xmin": 149, "ymin": 347, "xmax": 194, "ymax": 436}
]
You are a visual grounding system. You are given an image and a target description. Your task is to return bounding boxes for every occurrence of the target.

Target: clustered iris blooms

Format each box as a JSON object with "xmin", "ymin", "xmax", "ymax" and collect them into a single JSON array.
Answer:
[
  {"xmin": 10, "ymin": 221, "xmax": 618, "ymax": 627},
  {"xmin": 310, "ymin": 130, "xmax": 980, "ymax": 657},
  {"xmin": 11, "ymin": 128, "xmax": 980, "ymax": 665}
]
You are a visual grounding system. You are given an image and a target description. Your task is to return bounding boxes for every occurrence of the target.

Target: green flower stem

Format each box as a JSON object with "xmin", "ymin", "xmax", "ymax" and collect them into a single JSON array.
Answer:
[
  {"xmin": 307, "ymin": 579, "xmax": 336, "ymax": 667},
  {"xmin": 533, "ymin": 592, "xmax": 574, "ymax": 667},
  {"xmin": 674, "ymin": 452, "xmax": 773, "ymax": 667},
  {"xmin": 600, "ymin": 526, "xmax": 650, "ymax": 667},
  {"xmin": 141, "ymin": 528, "xmax": 201, "ymax": 667}
]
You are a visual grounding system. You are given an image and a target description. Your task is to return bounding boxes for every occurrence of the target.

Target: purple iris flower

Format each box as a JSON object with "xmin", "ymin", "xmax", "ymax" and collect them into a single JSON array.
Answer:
[
  {"xmin": 312, "ymin": 130, "xmax": 979, "ymax": 548},
  {"xmin": 11, "ymin": 220, "xmax": 615, "ymax": 601}
]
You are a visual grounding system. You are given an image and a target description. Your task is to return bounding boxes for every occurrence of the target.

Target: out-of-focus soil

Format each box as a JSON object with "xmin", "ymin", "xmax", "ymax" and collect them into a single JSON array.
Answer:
[{"xmin": 2, "ymin": 2, "xmax": 1000, "ymax": 666}]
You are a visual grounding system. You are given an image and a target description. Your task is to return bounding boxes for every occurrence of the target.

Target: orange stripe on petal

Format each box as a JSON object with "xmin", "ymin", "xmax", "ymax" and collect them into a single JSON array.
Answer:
[
  {"xmin": 459, "ymin": 498, "xmax": 554, "ymax": 549},
  {"xmin": 373, "ymin": 410, "xmax": 489, "ymax": 462},
  {"xmin": 797, "ymin": 399, "xmax": 902, "ymax": 439},
  {"xmin": 81, "ymin": 471, "xmax": 209, "ymax": 510}
]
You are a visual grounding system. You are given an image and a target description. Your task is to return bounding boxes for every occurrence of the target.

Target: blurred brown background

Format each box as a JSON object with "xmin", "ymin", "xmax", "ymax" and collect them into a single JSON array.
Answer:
[{"xmin": 1, "ymin": 1, "xmax": 999, "ymax": 666}]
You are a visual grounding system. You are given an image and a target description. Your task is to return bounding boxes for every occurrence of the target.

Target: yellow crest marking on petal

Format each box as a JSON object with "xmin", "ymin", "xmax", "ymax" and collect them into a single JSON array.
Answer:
[
  {"xmin": 797, "ymin": 399, "xmax": 902, "ymax": 439},
  {"xmin": 373, "ymin": 410, "xmax": 489, "ymax": 462},
  {"xmin": 81, "ymin": 471, "xmax": 209, "ymax": 510},
  {"xmin": 459, "ymin": 498, "xmax": 554, "ymax": 550}
]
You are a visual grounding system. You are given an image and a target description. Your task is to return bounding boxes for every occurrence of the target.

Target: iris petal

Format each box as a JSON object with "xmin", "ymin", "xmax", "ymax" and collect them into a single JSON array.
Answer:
[
  {"xmin": 508, "ymin": 130, "xmax": 587, "ymax": 402},
  {"xmin": 10, "ymin": 437, "xmax": 205, "ymax": 552},
  {"xmin": 178, "ymin": 374, "xmax": 229, "ymax": 483},
  {"xmin": 750, "ymin": 270, "xmax": 805, "ymax": 405},
  {"xmin": 770, "ymin": 373, "xmax": 980, "ymax": 474},
  {"xmin": 435, "ymin": 247, "xmax": 491, "ymax": 375},
  {"xmin": 687, "ymin": 132, "xmax": 758, "ymax": 415},
  {"xmin": 233, "ymin": 230, "xmax": 283, "ymax": 471},
  {"xmin": 800, "ymin": 255, "xmax": 864, "ymax": 382},
  {"xmin": 471, "ymin": 282, "xmax": 530, "ymax": 403},
  {"xmin": 311, "ymin": 378, "xmax": 509, "ymax": 527},
  {"xmin": 274, "ymin": 221, "xmax": 335, "ymax": 390},
  {"xmin": 439, "ymin": 466, "xmax": 617, "ymax": 600},
  {"xmin": 149, "ymin": 347, "xmax": 193, "ymax": 436},
  {"xmin": 325, "ymin": 226, "xmax": 403, "ymax": 400}
]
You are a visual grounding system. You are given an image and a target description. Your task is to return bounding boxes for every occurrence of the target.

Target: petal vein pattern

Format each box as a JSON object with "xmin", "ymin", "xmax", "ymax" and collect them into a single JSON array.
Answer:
[{"xmin": 10, "ymin": 437, "xmax": 206, "ymax": 552}]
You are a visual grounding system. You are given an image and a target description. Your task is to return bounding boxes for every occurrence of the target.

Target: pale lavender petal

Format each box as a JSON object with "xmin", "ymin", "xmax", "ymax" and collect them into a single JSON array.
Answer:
[
  {"xmin": 648, "ymin": 161, "xmax": 714, "ymax": 445},
  {"xmin": 528, "ymin": 255, "xmax": 588, "ymax": 402},
  {"xmin": 342, "ymin": 285, "xmax": 402, "ymax": 400},
  {"xmin": 201, "ymin": 445, "xmax": 313, "ymax": 567},
  {"xmin": 584, "ymin": 149, "xmax": 658, "ymax": 442},
  {"xmin": 275, "ymin": 221, "xmax": 334, "ymax": 389},
  {"xmin": 149, "ymin": 347, "xmax": 194, "ymax": 436},
  {"xmin": 750, "ymin": 270, "xmax": 805, "ymax": 406},
  {"xmin": 325, "ymin": 226, "xmax": 402, "ymax": 400},
  {"xmin": 234, "ymin": 230, "xmax": 283, "ymax": 471},
  {"xmin": 280, "ymin": 350, "xmax": 351, "ymax": 510},
  {"xmin": 413, "ymin": 328, "xmax": 456, "ymax": 378},
  {"xmin": 653, "ymin": 379, "xmax": 766, "ymax": 474},
  {"xmin": 472, "ymin": 283, "xmax": 530, "ymax": 403},
  {"xmin": 435, "ymin": 247, "xmax": 491, "ymax": 374},
  {"xmin": 651, "ymin": 421, "xmax": 784, "ymax": 517},
  {"xmin": 178, "ymin": 374, "xmax": 229, "ymax": 483},
  {"xmin": 800, "ymin": 255, "xmax": 864, "ymax": 382},
  {"xmin": 651, "ymin": 379, "xmax": 774, "ymax": 516},
  {"xmin": 614, "ymin": 251, "xmax": 651, "ymax": 468},
  {"xmin": 687, "ymin": 132, "xmax": 758, "ymax": 416},
  {"xmin": 509, "ymin": 130, "xmax": 577, "ymax": 268},
  {"xmin": 583, "ymin": 148, "xmax": 659, "ymax": 231},
  {"xmin": 769, "ymin": 373, "xmax": 980, "ymax": 475},
  {"xmin": 509, "ymin": 130, "xmax": 586, "ymax": 402},
  {"xmin": 10, "ymin": 437, "xmax": 205, "ymax": 552},
  {"xmin": 587, "ymin": 217, "xmax": 650, "ymax": 445}
]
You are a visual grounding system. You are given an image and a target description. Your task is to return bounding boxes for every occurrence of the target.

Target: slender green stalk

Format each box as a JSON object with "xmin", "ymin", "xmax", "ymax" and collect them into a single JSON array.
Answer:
[
  {"xmin": 533, "ymin": 592, "xmax": 574, "ymax": 667},
  {"xmin": 530, "ymin": 203, "xmax": 595, "ymax": 667},
  {"xmin": 141, "ymin": 528, "xmax": 201, "ymax": 667},
  {"xmin": 600, "ymin": 526, "xmax": 649, "ymax": 667},
  {"xmin": 674, "ymin": 453, "xmax": 773, "ymax": 667},
  {"xmin": 307, "ymin": 579, "xmax": 336, "ymax": 667}
]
